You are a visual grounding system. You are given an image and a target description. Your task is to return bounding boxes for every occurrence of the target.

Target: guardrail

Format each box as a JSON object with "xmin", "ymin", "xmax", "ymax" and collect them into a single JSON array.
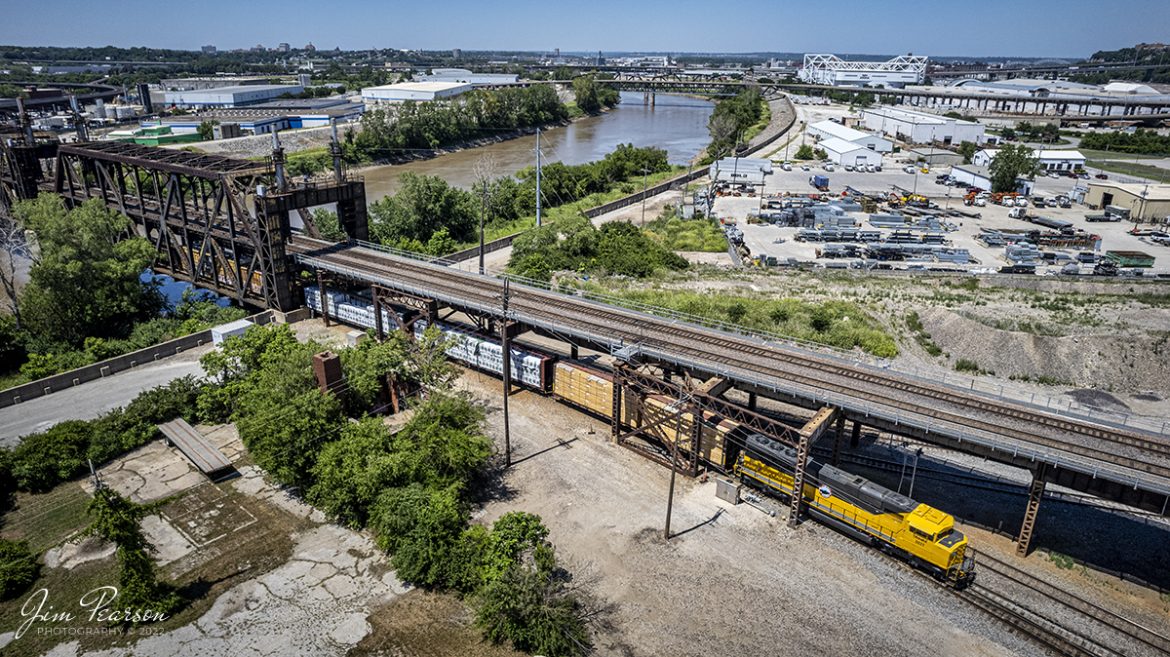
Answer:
[
  {"xmin": 0, "ymin": 311, "xmax": 274, "ymax": 410},
  {"xmin": 322, "ymin": 241, "xmax": 1170, "ymax": 439}
]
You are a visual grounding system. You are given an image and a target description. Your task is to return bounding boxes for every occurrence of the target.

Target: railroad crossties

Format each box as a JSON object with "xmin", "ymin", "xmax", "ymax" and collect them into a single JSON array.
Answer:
[{"xmin": 289, "ymin": 235, "xmax": 1170, "ymax": 565}]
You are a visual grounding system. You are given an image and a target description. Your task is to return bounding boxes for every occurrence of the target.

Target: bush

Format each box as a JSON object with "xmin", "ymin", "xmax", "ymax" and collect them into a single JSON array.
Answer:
[
  {"xmin": 954, "ymin": 359, "xmax": 980, "ymax": 373},
  {"xmin": 123, "ymin": 376, "xmax": 203, "ymax": 425},
  {"xmin": 308, "ymin": 418, "xmax": 397, "ymax": 528},
  {"xmin": 0, "ymin": 539, "xmax": 40, "ymax": 600},
  {"xmin": 388, "ymin": 392, "xmax": 491, "ymax": 490},
  {"xmin": 369, "ymin": 483, "xmax": 468, "ymax": 587},
  {"xmin": 10, "ymin": 420, "xmax": 92, "ymax": 492},
  {"xmin": 85, "ymin": 409, "xmax": 157, "ymax": 466},
  {"xmin": 475, "ymin": 556, "xmax": 590, "ymax": 657}
]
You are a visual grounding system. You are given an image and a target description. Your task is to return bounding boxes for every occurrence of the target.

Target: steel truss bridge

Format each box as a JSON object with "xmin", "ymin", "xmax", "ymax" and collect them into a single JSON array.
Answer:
[{"xmin": 2, "ymin": 137, "xmax": 1168, "ymax": 561}]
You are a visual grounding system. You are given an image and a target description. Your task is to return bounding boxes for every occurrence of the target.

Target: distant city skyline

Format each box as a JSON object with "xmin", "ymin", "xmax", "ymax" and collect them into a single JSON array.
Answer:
[{"xmin": 1, "ymin": 0, "xmax": 1167, "ymax": 59}]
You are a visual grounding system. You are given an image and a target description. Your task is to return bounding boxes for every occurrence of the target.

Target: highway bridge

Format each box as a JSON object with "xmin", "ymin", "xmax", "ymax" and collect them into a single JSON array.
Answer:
[{"xmin": 2, "ymin": 136, "xmax": 1168, "ymax": 558}]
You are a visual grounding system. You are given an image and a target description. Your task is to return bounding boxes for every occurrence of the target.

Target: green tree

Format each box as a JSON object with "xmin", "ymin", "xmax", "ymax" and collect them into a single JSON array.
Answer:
[
  {"xmin": 10, "ymin": 420, "xmax": 91, "ymax": 492},
  {"xmin": 196, "ymin": 120, "xmax": 218, "ymax": 141},
  {"xmin": 85, "ymin": 488, "xmax": 181, "ymax": 616},
  {"xmin": 475, "ymin": 550, "xmax": 591, "ymax": 657},
  {"xmin": 0, "ymin": 539, "xmax": 39, "ymax": 600},
  {"xmin": 339, "ymin": 334, "xmax": 409, "ymax": 415},
  {"xmin": 388, "ymin": 392, "xmax": 491, "ymax": 490},
  {"xmin": 369, "ymin": 173, "xmax": 477, "ymax": 246},
  {"xmin": 308, "ymin": 417, "xmax": 398, "ymax": 528},
  {"xmin": 309, "ymin": 208, "xmax": 348, "ymax": 242},
  {"xmin": 16, "ymin": 197, "xmax": 161, "ymax": 347},
  {"xmin": 988, "ymin": 144, "xmax": 1038, "ymax": 193},
  {"xmin": 572, "ymin": 76, "xmax": 602, "ymax": 113},
  {"xmin": 958, "ymin": 141, "xmax": 978, "ymax": 164},
  {"xmin": 794, "ymin": 144, "xmax": 815, "ymax": 160},
  {"xmin": 369, "ymin": 482, "xmax": 467, "ymax": 587}
]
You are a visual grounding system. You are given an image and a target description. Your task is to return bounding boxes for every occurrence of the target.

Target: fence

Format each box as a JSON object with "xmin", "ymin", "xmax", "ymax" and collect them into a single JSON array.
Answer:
[{"xmin": 0, "ymin": 311, "xmax": 274, "ymax": 409}]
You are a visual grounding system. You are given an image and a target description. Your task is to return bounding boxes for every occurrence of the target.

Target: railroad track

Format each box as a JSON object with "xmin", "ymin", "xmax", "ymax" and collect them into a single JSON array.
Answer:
[
  {"xmin": 289, "ymin": 238, "xmax": 1170, "ymax": 482},
  {"xmin": 970, "ymin": 551, "xmax": 1170, "ymax": 657}
]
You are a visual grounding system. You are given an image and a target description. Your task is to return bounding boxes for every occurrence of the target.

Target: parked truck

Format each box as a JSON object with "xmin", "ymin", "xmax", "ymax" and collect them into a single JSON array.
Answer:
[
  {"xmin": 810, "ymin": 175, "xmax": 829, "ymax": 191},
  {"xmin": 1086, "ymin": 205, "xmax": 1129, "ymax": 222}
]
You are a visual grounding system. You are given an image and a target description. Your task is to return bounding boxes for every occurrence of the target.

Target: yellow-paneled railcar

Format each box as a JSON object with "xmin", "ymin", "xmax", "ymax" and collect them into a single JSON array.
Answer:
[
  {"xmin": 736, "ymin": 433, "xmax": 975, "ymax": 587},
  {"xmin": 551, "ymin": 361, "xmax": 744, "ymax": 471}
]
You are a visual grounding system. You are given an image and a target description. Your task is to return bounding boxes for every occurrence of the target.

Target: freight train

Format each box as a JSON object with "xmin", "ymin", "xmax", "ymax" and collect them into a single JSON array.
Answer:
[
  {"xmin": 304, "ymin": 285, "xmax": 975, "ymax": 586},
  {"xmin": 737, "ymin": 433, "xmax": 975, "ymax": 586}
]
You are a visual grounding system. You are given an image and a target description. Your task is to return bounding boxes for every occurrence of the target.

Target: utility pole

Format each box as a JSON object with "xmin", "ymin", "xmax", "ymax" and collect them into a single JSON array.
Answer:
[
  {"xmin": 664, "ymin": 396, "xmax": 685, "ymax": 540},
  {"xmin": 907, "ymin": 448, "xmax": 923, "ymax": 499},
  {"xmin": 641, "ymin": 167, "xmax": 649, "ymax": 226},
  {"xmin": 500, "ymin": 279, "xmax": 512, "ymax": 467},
  {"xmin": 535, "ymin": 128, "xmax": 542, "ymax": 227},
  {"xmin": 479, "ymin": 183, "xmax": 487, "ymax": 274}
]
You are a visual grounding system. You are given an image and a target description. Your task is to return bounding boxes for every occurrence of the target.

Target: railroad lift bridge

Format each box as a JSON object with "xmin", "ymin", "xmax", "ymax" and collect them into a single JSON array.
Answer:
[{"xmin": 2, "ymin": 118, "xmax": 1169, "ymax": 562}]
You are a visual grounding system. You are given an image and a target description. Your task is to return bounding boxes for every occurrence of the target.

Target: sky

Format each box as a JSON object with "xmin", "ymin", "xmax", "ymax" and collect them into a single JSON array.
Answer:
[{"xmin": 0, "ymin": 0, "xmax": 1167, "ymax": 59}]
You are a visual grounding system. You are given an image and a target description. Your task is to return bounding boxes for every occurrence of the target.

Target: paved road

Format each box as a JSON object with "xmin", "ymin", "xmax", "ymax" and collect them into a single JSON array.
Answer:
[{"xmin": 0, "ymin": 345, "xmax": 213, "ymax": 446}]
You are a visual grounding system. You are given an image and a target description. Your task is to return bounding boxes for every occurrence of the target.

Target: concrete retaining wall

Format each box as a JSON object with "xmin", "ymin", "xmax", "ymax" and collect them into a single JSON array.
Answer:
[{"xmin": 0, "ymin": 311, "xmax": 274, "ymax": 409}]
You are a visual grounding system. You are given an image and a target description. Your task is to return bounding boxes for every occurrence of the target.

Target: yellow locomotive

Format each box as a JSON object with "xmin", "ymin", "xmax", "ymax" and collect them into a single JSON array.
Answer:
[{"xmin": 736, "ymin": 433, "xmax": 975, "ymax": 587}]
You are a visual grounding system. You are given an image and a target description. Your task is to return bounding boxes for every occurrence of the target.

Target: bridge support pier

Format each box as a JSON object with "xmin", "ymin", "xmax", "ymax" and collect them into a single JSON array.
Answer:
[
  {"xmin": 1017, "ymin": 465, "xmax": 1047, "ymax": 556},
  {"xmin": 570, "ymin": 344, "xmax": 578, "ymax": 360},
  {"xmin": 788, "ymin": 431, "xmax": 811, "ymax": 527},
  {"xmin": 747, "ymin": 391, "xmax": 757, "ymax": 410},
  {"xmin": 831, "ymin": 413, "xmax": 846, "ymax": 466},
  {"xmin": 317, "ymin": 270, "xmax": 330, "ymax": 327},
  {"xmin": 850, "ymin": 421, "xmax": 861, "ymax": 448}
]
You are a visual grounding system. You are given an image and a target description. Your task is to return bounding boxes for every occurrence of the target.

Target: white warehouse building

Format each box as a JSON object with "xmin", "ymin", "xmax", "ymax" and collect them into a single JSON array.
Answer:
[
  {"xmin": 162, "ymin": 84, "xmax": 304, "ymax": 109},
  {"xmin": 361, "ymin": 81, "xmax": 473, "ymax": 104},
  {"xmin": 798, "ymin": 54, "xmax": 928, "ymax": 88},
  {"xmin": 972, "ymin": 148, "xmax": 1086, "ymax": 172},
  {"xmin": 860, "ymin": 107, "xmax": 984, "ymax": 145},
  {"xmin": 817, "ymin": 137, "xmax": 880, "ymax": 168},
  {"xmin": 807, "ymin": 119, "xmax": 893, "ymax": 153}
]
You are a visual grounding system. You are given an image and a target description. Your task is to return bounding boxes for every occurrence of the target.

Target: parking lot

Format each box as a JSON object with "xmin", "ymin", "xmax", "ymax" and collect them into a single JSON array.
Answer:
[{"xmin": 711, "ymin": 153, "xmax": 1169, "ymax": 276}]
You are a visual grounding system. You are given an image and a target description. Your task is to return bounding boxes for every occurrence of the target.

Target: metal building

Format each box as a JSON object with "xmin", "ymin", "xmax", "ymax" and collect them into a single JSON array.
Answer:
[
  {"xmin": 361, "ymin": 81, "xmax": 472, "ymax": 104},
  {"xmin": 807, "ymin": 119, "xmax": 893, "ymax": 153},
  {"xmin": 162, "ymin": 84, "xmax": 304, "ymax": 109}
]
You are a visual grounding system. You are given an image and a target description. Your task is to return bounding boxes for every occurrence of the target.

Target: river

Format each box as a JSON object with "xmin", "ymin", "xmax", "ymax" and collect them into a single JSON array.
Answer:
[{"xmin": 359, "ymin": 92, "xmax": 714, "ymax": 201}]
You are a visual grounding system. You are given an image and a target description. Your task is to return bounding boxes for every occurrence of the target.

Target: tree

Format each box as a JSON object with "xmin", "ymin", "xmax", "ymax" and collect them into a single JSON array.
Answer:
[
  {"xmin": 475, "ymin": 550, "xmax": 591, "ymax": 657},
  {"xmin": 794, "ymin": 144, "xmax": 815, "ymax": 160},
  {"xmin": 369, "ymin": 482, "xmax": 467, "ymax": 587},
  {"xmin": 0, "ymin": 214, "xmax": 29, "ymax": 327},
  {"xmin": 958, "ymin": 141, "xmax": 978, "ymax": 164},
  {"xmin": 0, "ymin": 539, "xmax": 39, "ymax": 600},
  {"xmin": 84, "ymin": 488, "xmax": 181, "ymax": 615},
  {"xmin": 196, "ymin": 120, "xmax": 218, "ymax": 141},
  {"xmin": 369, "ymin": 173, "xmax": 478, "ymax": 246},
  {"xmin": 989, "ymin": 144, "xmax": 1038, "ymax": 193},
  {"xmin": 309, "ymin": 209, "xmax": 348, "ymax": 242},
  {"xmin": 338, "ymin": 333, "xmax": 408, "ymax": 414},
  {"xmin": 388, "ymin": 392, "xmax": 491, "ymax": 489},
  {"xmin": 309, "ymin": 417, "xmax": 398, "ymax": 528},
  {"xmin": 572, "ymin": 76, "xmax": 601, "ymax": 114},
  {"xmin": 16, "ymin": 196, "xmax": 162, "ymax": 347},
  {"xmin": 9, "ymin": 420, "xmax": 91, "ymax": 492}
]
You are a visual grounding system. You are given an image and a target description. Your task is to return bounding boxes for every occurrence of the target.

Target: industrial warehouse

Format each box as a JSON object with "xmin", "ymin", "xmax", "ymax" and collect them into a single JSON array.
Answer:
[{"xmin": 1, "ymin": 18, "xmax": 1169, "ymax": 657}]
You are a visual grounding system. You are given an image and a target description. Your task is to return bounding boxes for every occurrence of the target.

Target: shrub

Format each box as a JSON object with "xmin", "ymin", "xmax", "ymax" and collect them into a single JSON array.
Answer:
[
  {"xmin": 954, "ymin": 359, "xmax": 981, "ymax": 373},
  {"xmin": 308, "ymin": 418, "xmax": 397, "ymax": 528},
  {"xmin": 10, "ymin": 420, "xmax": 91, "ymax": 492},
  {"xmin": 370, "ymin": 483, "xmax": 467, "ymax": 588},
  {"xmin": 85, "ymin": 409, "xmax": 157, "ymax": 466},
  {"xmin": 475, "ymin": 555, "xmax": 590, "ymax": 657},
  {"xmin": 0, "ymin": 539, "xmax": 39, "ymax": 600},
  {"xmin": 123, "ymin": 376, "xmax": 203, "ymax": 424}
]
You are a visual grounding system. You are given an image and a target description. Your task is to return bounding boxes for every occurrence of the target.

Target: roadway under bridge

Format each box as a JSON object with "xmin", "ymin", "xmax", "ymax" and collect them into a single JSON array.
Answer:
[{"xmin": 2, "ymin": 137, "xmax": 1169, "ymax": 559}]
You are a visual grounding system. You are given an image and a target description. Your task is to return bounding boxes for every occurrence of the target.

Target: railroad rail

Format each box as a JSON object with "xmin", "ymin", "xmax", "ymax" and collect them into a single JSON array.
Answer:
[
  {"xmin": 968, "ymin": 551, "xmax": 1170, "ymax": 657},
  {"xmin": 287, "ymin": 237, "xmax": 1170, "ymax": 500}
]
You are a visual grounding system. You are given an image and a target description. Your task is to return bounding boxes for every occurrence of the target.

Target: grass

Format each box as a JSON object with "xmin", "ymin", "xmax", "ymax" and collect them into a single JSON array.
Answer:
[
  {"xmin": 1048, "ymin": 552, "xmax": 1077, "ymax": 570},
  {"xmin": 451, "ymin": 166, "xmax": 687, "ymax": 250},
  {"xmin": 1, "ymin": 484, "xmax": 93, "ymax": 552},
  {"xmin": 1077, "ymin": 149, "xmax": 1163, "ymax": 161},
  {"xmin": 606, "ymin": 287, "xmax": 898, "ymax": 357},
  {"xmin": 644, "ymin": 214, "xmax": 727, "ymax": 252},
  {"xmin": 1086, "ymin": 159, "xmax": 1169, "ymax": 182},
  {"xmin": 904, "ymin": 311, "xmax": 944, "ymax": 357}
]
